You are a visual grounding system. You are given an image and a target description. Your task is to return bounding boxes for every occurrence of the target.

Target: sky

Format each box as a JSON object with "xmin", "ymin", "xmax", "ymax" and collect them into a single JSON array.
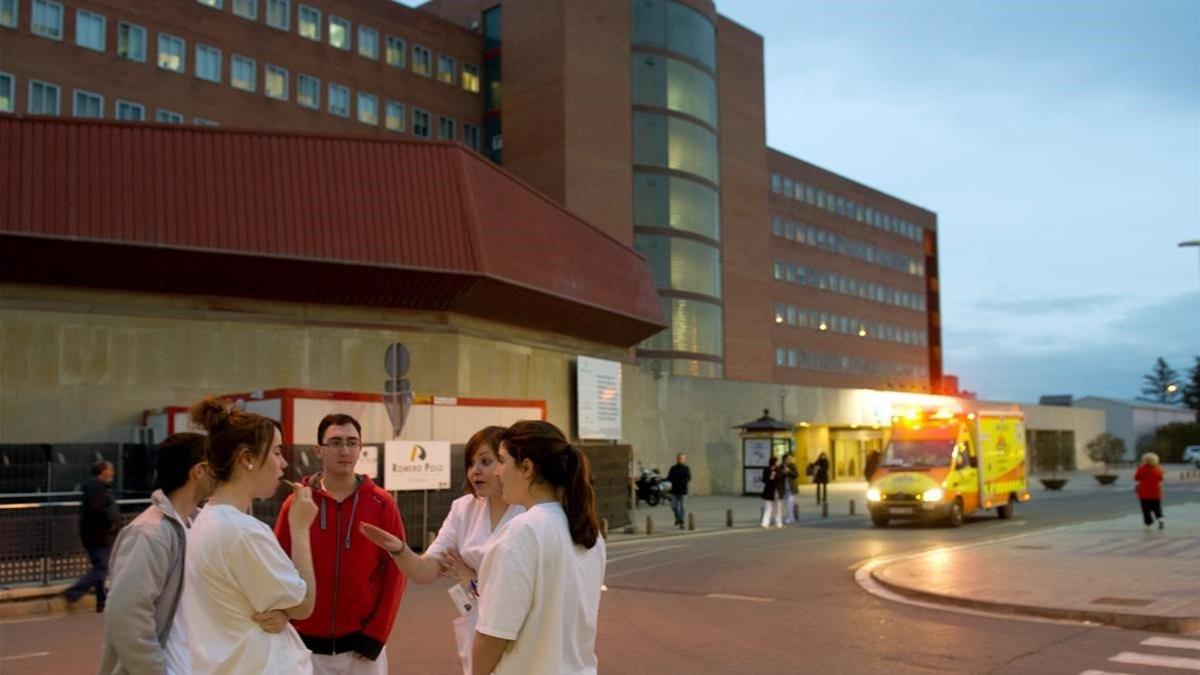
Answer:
[{"xmin": 399, "ymin": 1, "xmax": 1200, "ymax": 404}]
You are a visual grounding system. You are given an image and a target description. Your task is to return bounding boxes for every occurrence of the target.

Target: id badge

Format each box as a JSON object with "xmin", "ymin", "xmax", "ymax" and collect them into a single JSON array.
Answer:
[{"xmin": 448, "ymin": 584, "xmax": 475, "ymax": 617}]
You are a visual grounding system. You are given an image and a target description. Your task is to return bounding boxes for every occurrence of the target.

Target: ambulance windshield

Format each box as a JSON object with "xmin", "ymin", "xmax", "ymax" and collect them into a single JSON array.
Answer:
[{"xmin": 882, "ymin": 439, "xmax": 955, "ymax": 468}]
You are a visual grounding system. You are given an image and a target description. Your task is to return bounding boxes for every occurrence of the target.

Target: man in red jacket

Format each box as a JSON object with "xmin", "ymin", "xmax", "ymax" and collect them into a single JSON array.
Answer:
[{"xmin": 275, "ymin": 414, "xmax": 406, "ymax": 674}]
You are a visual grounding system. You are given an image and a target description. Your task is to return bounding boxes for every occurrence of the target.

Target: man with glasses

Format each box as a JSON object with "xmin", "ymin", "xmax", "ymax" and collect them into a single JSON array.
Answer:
[{"xmin": 273, "ymin": 414, "xmax": 407, "ymax": 675}]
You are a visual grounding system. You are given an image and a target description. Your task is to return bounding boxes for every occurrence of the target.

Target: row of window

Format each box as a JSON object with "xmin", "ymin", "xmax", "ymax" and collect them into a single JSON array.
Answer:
[
  {"xmin": 772, "ymin": 215, "xmax": 924, "ymax": 276},
  {"xmin": 2, "ymin": 73, "xmax": 481, "ymax": 147},
  {"xmin": 771, "ymin": 259, "xmax": 927, "ymax": 312},
  {"xmin": 10, "ymin": 0, "xmax": 481, "ymax": 93},
  {"xmin": 772, "ymin": 304, "xmax": 928, "ymax": 347},
  {"xmin": 774, "ymin": 347, "xmax": 929, "ymax": 379},
  {"xmin": 770, "ymin": 171, "xmax": 925, "ymax": 244}
]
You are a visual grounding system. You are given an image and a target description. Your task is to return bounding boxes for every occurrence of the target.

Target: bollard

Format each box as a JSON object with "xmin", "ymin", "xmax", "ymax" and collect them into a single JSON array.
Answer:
[
  {"xmin": 821, "ymin": 501, "xmax": 829, "ymax": 518},
  {"xmin": 792, "ymin": 502, "xmax": 800, "ymax": 522},
  {"xmin": 726, "ymin": 509, "xmax": 733, "ymax": 528},
  {"xmin": 687, "ymin": 512, "xmax": 695, "ymax": 531},
  {"xmin": 600, "ymin": 518, "xmax": 609, "ymax": 539},
  {"xmin": 849, "ymin": 499, "xmax": 855, "ymax": 515},
  {"xmin": 646, "ymin": 515, "xmax": 654, "ymax": 536}
]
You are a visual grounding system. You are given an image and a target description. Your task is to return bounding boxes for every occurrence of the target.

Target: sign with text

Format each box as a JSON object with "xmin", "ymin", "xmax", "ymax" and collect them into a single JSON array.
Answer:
[
  {"xmin": 577, "ymin": 356, "xmax": 622, "ymax": 440},
  {"xmin": 383, "ymin": 440, "xmax": 451, "ymax": 491}
]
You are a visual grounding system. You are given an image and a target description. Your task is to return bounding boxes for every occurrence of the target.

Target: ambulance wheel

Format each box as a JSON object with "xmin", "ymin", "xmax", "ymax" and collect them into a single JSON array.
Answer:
[
  {"xmin": 996, "ymin": 501, "xmax": 1013, "ymax": 519},
  {"xmin": 871, "ymin": 513, "xmax": 889, "ymax": 528},
  {"xmin": 946, "ymin": 500, "xmax": 963, "ymax": 528}
]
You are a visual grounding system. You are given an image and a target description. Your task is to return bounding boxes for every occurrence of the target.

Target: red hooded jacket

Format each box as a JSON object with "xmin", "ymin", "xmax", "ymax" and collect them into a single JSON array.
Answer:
[
  {"xmin": 1134, "ymin": 464, "xmax": 1163, "ymax": 500},
  {"xmin": 275, "ymin": 474, "xmax": 406, "ymax": 661}
]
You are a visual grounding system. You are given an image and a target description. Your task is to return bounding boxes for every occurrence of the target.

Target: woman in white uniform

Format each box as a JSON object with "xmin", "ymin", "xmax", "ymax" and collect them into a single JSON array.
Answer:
[
  {"xmin": 472, "ymin": 420, "xmax": 606, "ymax": 675},
  {"xmin": 185, "ymin": 397, "xmax": 319, "ymax": 675},
  {"xmin": 360, "ymin": 426, "xmax": 522, "ymax": 675}
]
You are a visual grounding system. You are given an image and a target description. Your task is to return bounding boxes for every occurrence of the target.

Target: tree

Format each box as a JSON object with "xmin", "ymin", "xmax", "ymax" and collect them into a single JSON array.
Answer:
[
  {"xmin": 1084, "ymin": 433, "xmax": 1126, "ymax": 474},
  {"xmin": 1141, "ymin": 357, "xmax": 1181, "ymax": 404},
  {"xmin": 1182, "ymin": 356, "xmax": 1200, "ymax": 422}
]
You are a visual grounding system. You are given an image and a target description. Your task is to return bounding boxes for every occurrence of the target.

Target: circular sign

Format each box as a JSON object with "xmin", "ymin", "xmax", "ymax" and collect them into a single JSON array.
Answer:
[{"xmin": 385, "ymin": 343, "xmax": 410, "ymax": 378}]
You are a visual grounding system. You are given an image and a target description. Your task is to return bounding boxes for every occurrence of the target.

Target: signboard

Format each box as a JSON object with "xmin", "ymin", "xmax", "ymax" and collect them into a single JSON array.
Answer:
[
  {"xmin": 577, "ymin": 356, "xmax": 622, "ymax": 440},
  {"xmin": 743, "ymin": 438, "xmax": 772, "ymax": 467},
  {"xmin": 383, "ymin": 440, "xmax": 451, "ymax": 491},
  {"xmin": 745, "ymin": 468, "xmax": 766, "ymax": 495},
  {"xmin": 356, "ymin": 444, "xmax": 380, "ymax": 480}
]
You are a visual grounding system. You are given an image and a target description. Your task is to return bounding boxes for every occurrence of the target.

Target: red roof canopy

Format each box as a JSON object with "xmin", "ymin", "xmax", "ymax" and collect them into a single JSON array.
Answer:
[{"xmin": 0, "ymin": 118, "xmax": 665, "ymax": 346}]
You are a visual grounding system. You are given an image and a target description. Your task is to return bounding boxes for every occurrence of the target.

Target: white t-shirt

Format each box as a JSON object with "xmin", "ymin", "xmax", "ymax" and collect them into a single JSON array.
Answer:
[
  {"xmin": 184, "ymin": 504, "xmax": 312, "ymax": 675},
  {"xmin": 476, "ymin": 502, "xmax": 606, "ymax": 675},
  {"xmin": 425, "ymin": 494, "xmax": 523, "ymax": 674}
]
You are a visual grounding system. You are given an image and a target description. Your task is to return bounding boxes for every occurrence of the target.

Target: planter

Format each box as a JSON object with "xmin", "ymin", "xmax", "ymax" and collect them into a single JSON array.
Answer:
[
  {"xmin": 1094, "ymin": 474, "xmax": 1118, "ymax": 486},
  {"xmin": 1040, "ymin": 478, "xmax": 1068, "ymax": 491}
]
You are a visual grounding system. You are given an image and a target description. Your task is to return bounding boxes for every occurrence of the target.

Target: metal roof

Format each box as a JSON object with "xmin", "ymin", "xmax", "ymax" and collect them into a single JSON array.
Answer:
[{"xmin": 0, "ymin": 117, "xmax": 665, "ymax": 346}]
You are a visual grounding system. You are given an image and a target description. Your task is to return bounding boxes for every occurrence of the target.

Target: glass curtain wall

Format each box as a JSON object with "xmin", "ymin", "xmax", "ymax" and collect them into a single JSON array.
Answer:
[{"xmin": 631, "ymin": 0, "xmax": 722, "ymax": 378}]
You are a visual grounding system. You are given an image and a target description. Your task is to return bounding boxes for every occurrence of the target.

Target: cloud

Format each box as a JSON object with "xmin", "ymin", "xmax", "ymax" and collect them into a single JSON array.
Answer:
[{"xmin": 981, "ymin": 294, "xmax": 1121, "ymax": 314}]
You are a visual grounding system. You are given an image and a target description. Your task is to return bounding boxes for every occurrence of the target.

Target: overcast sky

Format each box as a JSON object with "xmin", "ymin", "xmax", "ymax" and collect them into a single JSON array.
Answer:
[{"xmin": 404, "ymin": 0, "xmax": 1199, "ymax": 403}]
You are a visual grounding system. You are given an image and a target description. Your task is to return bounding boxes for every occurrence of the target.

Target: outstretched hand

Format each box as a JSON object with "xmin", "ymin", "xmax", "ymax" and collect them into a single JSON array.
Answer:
[{"xmin": 360, "ymin": 522, "xmax": 404, "ymax": 555}]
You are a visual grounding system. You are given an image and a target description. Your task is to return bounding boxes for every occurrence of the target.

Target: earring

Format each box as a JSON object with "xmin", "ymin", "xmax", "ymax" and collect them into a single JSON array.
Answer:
[{"xmin": 247, "ymin": 463, "xmax": 254, "ymax": 470}]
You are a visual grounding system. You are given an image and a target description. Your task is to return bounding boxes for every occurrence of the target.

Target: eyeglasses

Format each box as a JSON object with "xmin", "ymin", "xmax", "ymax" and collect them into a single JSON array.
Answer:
[{"xmin": 322, "ymin": 439, "xmax": 361, "ymax": 449}]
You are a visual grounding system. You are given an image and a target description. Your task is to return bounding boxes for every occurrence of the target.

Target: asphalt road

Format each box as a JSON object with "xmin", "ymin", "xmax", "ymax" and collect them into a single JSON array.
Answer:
[{"xmin": 3, "ymin": 483, "xmax": 1197, "ymax": 674}]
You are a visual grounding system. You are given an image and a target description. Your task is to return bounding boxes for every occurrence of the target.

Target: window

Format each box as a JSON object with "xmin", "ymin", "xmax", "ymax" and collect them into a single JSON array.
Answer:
[
  {"xmin": 118, "ymin": 22, "xmax": 146, "ymax": 61},
  {"xmin": 297, "ymin": 74, "xmax": 319, "ymax": 108},
  {"xmin": 28, "ymin": 80, "xmax": 59, "ymax": 115},
  {"xmin": 233, "ymin": 0, "xmax": 256, "ymax": 20},
  {"xmin": 115, "ymin": 99, "xmax": 145, "ymax": 121},
  {"xmin": 357, "ymin": 91, "xmax": 377, "ymax": 125},
  {"xmin": 412, "ymin": 45, "xmax": 431, "ymax": 76},
  {"xmin": 231, "ymin": 55, "xmax": 255, "ymax": 92},
  {"xmin": 775, "ymin": 348, "xmax": 785, "ymax": 367},
  {"xmin": 412, "ymin": 108, "xmax": 430, "ymax": 137},
  {"xmin": 298, "ymin": 5, "xmax": 319, "ymax": 41},
  {"xmin": 32, "ymin": 0, "xmax": 63, "ymax": 39},
  {"xmin": 0, "ymin": 73, "xmax": 13, "ymax": 113},
  {"xmin": 385, "ymin": 36, "xmax": 405, "ymax": 68},
  {"xmin": 327, "ymin": 83, "xmax": 349, "ymax": 117},
  {"xmin": 461, "ymin": 64, "xmax": 480, "ymax": 93},
  {"xmin": 72, "ymin": 89, "xmax": 102, "ymax": 118},
  {"xmin": 266, "ymin": 0, "xmax": 288, "ymax": 30},
  {"xmin": 328, "ymin": 15, "xmax": 349, "ymax": 50},
  {"xmin": 438, "ymin": 116, "xmax": 455, "ymax": 140},
  {"xmin": 358, "ymin": 26, "xmax": 378, "ymax": 59},
  {"xmin": 75, "ymin": 9, "xmax": 105, "ymax": 51},
  {"xmin": 194, "ymin": 117, "xmax": 219, "ymax": 126},
  {"xmin": 437, "ymin": 55, "xmax": 456, "ymax": 85},
  {"xmin": 464, "ymin": 124, "xmax": 480, "ymax": 150},
  {"xmin": 195, "ymin": 45, "xmax": 221, "ymax": 83},
  {"xmin": 384, "ymin": 100, "xmax": 404, "ymax": 132},
  {"xmin": 156, "ymin": 109, "xmax": 184, "ymax": 123},
  {"xmin": 196, "ymin": 0, "xmax": 222, "ymax": 8},
  {"xmin": 0, "ymin": 0, "xmax": 16, "ymax": 28},
  {"xmin": 265, "ymin": 64, "xmax": 287, "ymax": 100},
  {"xmin": 158, "ymin": 34, "xmax": 185, "ymax": 73}
]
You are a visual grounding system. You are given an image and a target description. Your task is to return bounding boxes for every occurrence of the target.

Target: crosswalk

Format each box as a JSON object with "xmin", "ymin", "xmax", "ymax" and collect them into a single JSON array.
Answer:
[{"xmin": 1079, "ymin": 636, "xmax": 1200, "ymax": 674}]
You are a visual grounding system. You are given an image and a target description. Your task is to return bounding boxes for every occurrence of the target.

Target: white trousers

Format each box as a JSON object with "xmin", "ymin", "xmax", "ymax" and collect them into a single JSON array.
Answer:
[
  {"xmin": 311, "ymin": 650, "xmax": 389, "ymax": 675},
  {"xmin": 761, "ymin": 498, "xmax": 783, "ymax": 527}
]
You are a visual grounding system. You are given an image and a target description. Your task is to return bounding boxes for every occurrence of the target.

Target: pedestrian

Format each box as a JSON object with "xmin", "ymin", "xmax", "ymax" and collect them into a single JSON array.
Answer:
[
  {"xmin": 666, "ymin": 452, "xmax": 691, "ymax": 529},
  {"xmin": 273, "ymin": 414, "xmax": 407, "ymax": 674},
  {"xmin": 359, "ymin": 425, "xmax": 523, "ymax": 675},
  {"xmin": 813, "ymin": 452, "xmax": 830, "ymax": 504},
  {"xmin": 64, "ymin": 460, "xmax": 118, "ymax": 612},
  {"xmin": 1134, "ymin": 452, "xmax": 1165, "ymax": 530},
  {"xmin": 98, "ymin": 433, "xmax": 214, "ymax": 674},
  {"xmin": 782, "ymin": 455, "xmax": 799, "ymax": 524},
  {"xmin": 471, "ymin": 420, "xmax": 606, "ymax": 675},
  {"xmin": 760, "ymin": 456, "xmax": 783, "ymax": 528},
  {"xmin": 184, "ymin": 397, "xmax": 319, "ymax": 674},
  {"xmin": 864, "ymin": 449, "xmax": 881, "ymax": 482}
]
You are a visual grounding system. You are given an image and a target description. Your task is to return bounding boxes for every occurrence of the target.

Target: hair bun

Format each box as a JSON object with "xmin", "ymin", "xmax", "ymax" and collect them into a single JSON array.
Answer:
[{"xmin": 190, "ymin": 396, "xmax": 230, "ymax": 431}]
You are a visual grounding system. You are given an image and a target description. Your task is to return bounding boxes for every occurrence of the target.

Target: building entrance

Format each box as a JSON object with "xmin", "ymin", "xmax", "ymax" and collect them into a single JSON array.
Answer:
[{"xmin": 830, "ymin": 429, "xmax": 884, "ymax": 481}]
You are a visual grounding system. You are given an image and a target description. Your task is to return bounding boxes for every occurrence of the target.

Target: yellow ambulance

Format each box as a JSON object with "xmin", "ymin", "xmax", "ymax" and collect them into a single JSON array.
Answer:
[{"xmin": 866, "ymin": 408, "xmax": 1031, "ymax": 527}]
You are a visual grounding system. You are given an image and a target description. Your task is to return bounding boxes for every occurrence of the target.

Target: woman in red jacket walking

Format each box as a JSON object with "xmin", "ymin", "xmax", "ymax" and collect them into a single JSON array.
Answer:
[{"xmin": 1134, "ymin": 452, "xmax": 1165, "ymax": 530}]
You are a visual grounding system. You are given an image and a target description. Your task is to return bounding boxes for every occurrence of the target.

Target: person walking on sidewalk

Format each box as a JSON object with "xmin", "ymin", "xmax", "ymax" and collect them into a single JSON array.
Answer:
[
  {"xmin": 760, "ymin": 457, "xmax": 784, "ymax": 528},
  {"xmin": 1134, "ymin": 452, "xmax": 1165, "ymax": 530},
  {"xmin": 813, "ymin": 452, "xmax": 830, "ymax": 505},
  {"xmin": 781, "ymin": 455, "xmax": 799, "ymax": 524},
  {"xmin": 666, "ymin": 453, "xmax": 691, "ymax": 529},
  {"xmin": 64, "ymin": 460, "xmax": 119, "ymax": 612},
  {"xmin": 274, "ymin": 414, "xmax": 407, "ymax": 674}
]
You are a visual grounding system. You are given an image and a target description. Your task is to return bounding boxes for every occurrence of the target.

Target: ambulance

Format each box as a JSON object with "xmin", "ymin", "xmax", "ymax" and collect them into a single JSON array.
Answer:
[{"xmin": 866, "ymin": 408, "xmax": 1031, "ymax": 527}]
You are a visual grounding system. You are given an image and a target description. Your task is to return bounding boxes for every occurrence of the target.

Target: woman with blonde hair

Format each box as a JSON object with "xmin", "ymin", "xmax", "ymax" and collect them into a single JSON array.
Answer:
[{"xmin": 1134, "ymin": 452, "xmax": 1165, "ymax": 530}]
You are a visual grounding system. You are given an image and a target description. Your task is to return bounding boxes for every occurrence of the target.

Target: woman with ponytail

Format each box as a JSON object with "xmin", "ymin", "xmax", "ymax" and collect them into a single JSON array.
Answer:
[
  {"xmin": 472, "ymin": 420, "xmax": 605, "ymax": 675},
  {"xmin": 184, "ymin": 397, "xmax": 320, "ymax": 674}
]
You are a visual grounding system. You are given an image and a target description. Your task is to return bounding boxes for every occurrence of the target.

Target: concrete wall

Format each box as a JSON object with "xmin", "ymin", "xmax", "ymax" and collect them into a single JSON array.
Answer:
[
  {"xmin": 1013, "ymin": 402, "xmax": 1107, "ymax": 471},
  {"xmin": 1074, "ymin": 397, "xmax": 1195, "ymax": 459}
]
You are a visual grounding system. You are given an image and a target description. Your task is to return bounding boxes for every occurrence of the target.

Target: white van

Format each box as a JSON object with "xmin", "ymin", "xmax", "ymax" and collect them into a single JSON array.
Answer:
[{"xmin": 1183, "ymin": 445, "xmax": 1200, "ymax": 467}]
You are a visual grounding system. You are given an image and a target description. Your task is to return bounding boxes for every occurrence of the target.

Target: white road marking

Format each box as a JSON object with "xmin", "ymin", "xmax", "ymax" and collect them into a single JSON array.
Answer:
[
  {"xmin": 0, "ymin": 652, "xmax": 50, "ymax": 662},
  {"xmin": 607, "ymin": 545, "xmax": 687, "ymax": 564},
  {"xmin": 1108, "ymin": 651, "xmax": 1200, "ymax": 670},
  {"xmin": 1140, "ymin": 636, "xmax": 1200, "ymax": 650},
  {"xmin": 704, "ymin": 593, "xmax": 774, "ymax": 603},
  {"xmin": 1078, "ymin": 670, "xmax": 1131, "ymax": 675}
]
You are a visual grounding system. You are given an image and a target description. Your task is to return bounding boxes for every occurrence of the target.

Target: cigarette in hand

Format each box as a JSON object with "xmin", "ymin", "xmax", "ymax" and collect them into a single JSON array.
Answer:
[{"xmin": 281, "ymin": 479, "xmax": 302, "ymax": 489}]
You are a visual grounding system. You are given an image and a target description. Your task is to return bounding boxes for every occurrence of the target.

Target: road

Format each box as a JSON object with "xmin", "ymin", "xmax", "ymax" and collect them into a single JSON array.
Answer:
[{"xmin": 3, "ymin": 483, "xmax": 1198, "ymax": 674}]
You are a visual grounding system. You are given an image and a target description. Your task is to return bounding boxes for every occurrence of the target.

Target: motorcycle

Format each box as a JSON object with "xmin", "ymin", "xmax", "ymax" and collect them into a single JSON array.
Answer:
[{"xmin": 635, "ymin": 467, "xmax": 672, "ymax": 507}]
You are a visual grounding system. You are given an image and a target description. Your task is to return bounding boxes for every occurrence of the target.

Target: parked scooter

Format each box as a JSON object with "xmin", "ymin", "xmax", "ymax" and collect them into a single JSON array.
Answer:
[{"xmin": 635, "ymin": 467, "xmax": 673, "ymax": 507}]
